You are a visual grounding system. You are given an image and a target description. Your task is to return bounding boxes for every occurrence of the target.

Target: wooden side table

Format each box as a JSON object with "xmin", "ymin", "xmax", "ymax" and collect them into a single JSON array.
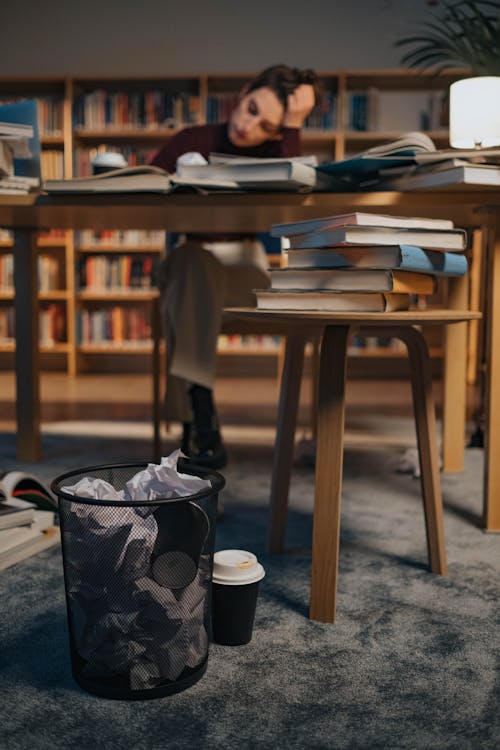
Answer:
[{"xmin": 226, "ymin": 308, "xmax": 480, "ymax": 623}]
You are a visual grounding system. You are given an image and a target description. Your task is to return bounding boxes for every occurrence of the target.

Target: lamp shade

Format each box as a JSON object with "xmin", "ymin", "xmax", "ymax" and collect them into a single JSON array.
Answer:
[{"xmin": 449, "ymin": 77, "xmax": 500, "ymax": 148}]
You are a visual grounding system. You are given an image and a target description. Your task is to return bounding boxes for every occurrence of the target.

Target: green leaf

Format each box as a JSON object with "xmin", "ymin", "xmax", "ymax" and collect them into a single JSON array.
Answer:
[{"xmin": 396, "ymin": 0, "xmax": 500, "ymax": 73}]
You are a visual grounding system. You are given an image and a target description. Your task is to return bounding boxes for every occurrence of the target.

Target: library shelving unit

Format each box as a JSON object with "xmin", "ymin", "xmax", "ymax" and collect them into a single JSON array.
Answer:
[{"xmin": 0, "ymin": 68, "xmax": 469, "ymax": 375}]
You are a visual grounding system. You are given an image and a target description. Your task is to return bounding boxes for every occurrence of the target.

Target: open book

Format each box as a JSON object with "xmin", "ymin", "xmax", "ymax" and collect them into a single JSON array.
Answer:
[
  {"xmin": 175, "ymin": 154, "xmax": 331, "ymax": 191},
  {"xmin": 45, "ymin": 156, "xmax": 335, "ymax": 194},
  {"xmin": 316, "ymin": 132, "xmax": 437, "ymax": 187},
  {"xmin": 0, "ymin": 470, "xmax": 59, "ymax": 570},
  {"xmin": 44, "ymin": 165, "xmax": 174, "ymax": 194}
]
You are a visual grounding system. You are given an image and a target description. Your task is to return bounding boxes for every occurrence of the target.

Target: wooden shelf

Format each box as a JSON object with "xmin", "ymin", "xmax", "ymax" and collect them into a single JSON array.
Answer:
[
  {"xmin": 0, "ymin": 68, "xmax": 464, "ymax": 375},
  {"xmin": 78, "ymin": 342, "xmax": 154, "ymax": 353},
  {"xmin": 37, "ymin": 236, "xmax": 68, "ymax": 248},
  {"xmin": 77, "ymin": 245, "xmax": 164, "ymax": 253},
  {"xmin": 73, "ymin": 128, "xmax": 182, "ymax": 141},
  {"xmin": 0, "ymin": 342, "xmax": 70, "ymax": 353},
  {"xmin": 77, "ymin": 290, "xmax": 158, "ymax": 301},
  {"xmin": 41, "ymin": 135, "xmax": 64, "ymax": 146},
  {"xmin": 39, "ymin": 290, "xmax": 69, "ymax": 301}
]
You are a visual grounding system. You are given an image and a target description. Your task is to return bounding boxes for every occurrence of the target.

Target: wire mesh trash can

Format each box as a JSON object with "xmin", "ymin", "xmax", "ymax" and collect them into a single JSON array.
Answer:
[{"xmin": 51, "ymin": 462, "xmax": 224, "ymax": 700}]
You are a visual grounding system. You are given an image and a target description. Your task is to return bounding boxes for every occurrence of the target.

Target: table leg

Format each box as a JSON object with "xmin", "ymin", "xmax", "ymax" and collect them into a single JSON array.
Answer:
[
  {"xmin": 482, "ymin": 220, "xmax": 500, "ymax": 530},
  {"xmin": 13, "ymin": 229, "xmax": 41, "ymax": 461},
  {"xmin": 310, "ymin": 325, "xmax": 350, "ymax": 623},
  {"xmin": 442, "ymin": 274, "xmax": 468, "ymax": 472},
  {"xmin": 267, "ymin": 328, "xmax": 308, "ymax": 554},
  {"xmin": 151, "ymin": 295, "xmax": 162, "ymax": 463},
  {"xmin": 399, "ymin": 326, "xmax": 447, "ymax": 574}
]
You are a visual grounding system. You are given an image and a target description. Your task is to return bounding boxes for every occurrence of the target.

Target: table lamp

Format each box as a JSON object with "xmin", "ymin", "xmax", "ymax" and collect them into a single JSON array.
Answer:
[{"xmin": 449, "ymin": 76, "xmax": 500, "ymax": 148}]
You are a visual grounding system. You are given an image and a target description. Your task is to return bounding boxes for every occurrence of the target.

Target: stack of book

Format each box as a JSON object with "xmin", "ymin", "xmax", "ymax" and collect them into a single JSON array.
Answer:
[
  {"xmin": 0, "ymin": 100, "xmax": 41, "ymax": 195},
  {"xmin": 254, "ymin": 212, "xmax": 468, "ymax": 312},
  {"xmin": 0, "ymin": 472, "xmax": 59, "ymax": 571}
]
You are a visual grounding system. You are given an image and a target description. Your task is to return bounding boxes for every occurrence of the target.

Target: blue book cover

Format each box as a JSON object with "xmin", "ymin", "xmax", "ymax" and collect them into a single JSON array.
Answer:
[{"xmin": 286, "ymin": 245, "xmax": 468, "ymax": 276}]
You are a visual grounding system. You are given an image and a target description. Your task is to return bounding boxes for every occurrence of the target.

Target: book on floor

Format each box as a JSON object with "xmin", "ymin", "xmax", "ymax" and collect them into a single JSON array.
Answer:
[
  {"xmin": 0, "ymin": 522, "xmax": 60, "ymax": 572},
  {"xmin": 0, "ymin": 470, "xmax": 58, "ymax": 570},
  {"xmin": 270, "ymin": 212, "xmax": 454, "ymax": 237},
  {"xmin": 254, "ymin": 289, "xmax": 411, "ymax": 312},
  {"xmin": 0, "ymin": 501, "xmax": 36, "ymax": 531},
  {"xmin": 0, "ymin": 470, "xmax": 58, "ymax": 512},
  {"xmin": 286, "ymin": 225, "xmax": 467, "ymax": 252},
  {"xmin": 284, "ymin": 245, "xmax": 468, "ymax": 276},
  {"xmin": 269, "ymin": 268, "xmax": 436, "ymax": 294}
]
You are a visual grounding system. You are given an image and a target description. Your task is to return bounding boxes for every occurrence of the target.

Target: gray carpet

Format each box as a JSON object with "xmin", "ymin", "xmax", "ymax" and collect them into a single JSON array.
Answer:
[{"xmin": 0, "ymin": 425, "xmax": 498, "ymax": 750}]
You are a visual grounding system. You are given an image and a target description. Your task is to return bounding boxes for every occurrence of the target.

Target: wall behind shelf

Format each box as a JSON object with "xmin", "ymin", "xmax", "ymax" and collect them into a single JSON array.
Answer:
[{"xmin": 2, "ymin": 0, "xmax": 434, "ymax": 76}]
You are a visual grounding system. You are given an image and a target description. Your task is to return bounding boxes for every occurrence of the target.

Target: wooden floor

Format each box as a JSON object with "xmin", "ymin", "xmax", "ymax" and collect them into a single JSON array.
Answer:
[
  {"xmin": 0, "ymin": 369, "xmax": 481, "ymax": 457},
  {"xmin": 0, "ymin": 369, "xmax": 448, "ymax": 428}
]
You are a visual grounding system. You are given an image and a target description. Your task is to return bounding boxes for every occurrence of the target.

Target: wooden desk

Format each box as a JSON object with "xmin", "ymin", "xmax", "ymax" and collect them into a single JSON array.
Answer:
[{"xmin": 0, "ymin": 189, "xmax": 498, "ymax": 531}]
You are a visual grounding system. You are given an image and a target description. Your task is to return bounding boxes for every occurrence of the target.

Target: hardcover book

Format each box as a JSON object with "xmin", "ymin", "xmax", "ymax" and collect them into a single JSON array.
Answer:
[
  {"xmin": 0, "ymin": 470, "xmax": 58, "ymax": 570},
  {"xmin": 286, "ymin": 226, "xmax": 467, "ymax": 252},
  {"xmin": 270, "ymin": 212, "xmax": 454, "ymax": 237},
  {"xmin": 269, "ymin": 268, "xmax": 436, "ymax": 294},
  {"xmin": 254, "ymin": 289, "xmax": 411, "ymax": 312},
  {"xmin": 284, "ymin": 245, "xmax": 468, "ymax": 276}
]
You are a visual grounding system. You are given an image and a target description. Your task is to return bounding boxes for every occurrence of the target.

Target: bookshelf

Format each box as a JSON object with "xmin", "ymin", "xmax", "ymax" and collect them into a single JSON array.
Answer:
[{"xmin": 0, "ymin": 68, "xmax": 470, "ymax": 375}]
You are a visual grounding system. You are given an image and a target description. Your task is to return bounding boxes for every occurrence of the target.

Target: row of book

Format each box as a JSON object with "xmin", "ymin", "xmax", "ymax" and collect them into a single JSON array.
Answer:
[
  {"xmin": 0, "ymin": 472, "xmax": 59, "ymax": 572},
  {"xmin": 0, "ymin": 96, "xmax": 63, "ymax": 136},
  {"xmin": 41, "ymin": 149, "xmax": 65, "ymax": 181},
  {"xmin": 218, "ymin": 334, "xmax": 282, "ymax": 352},
  {"xmin": 0, "ymin": 304, "xmax": 66, "ymax": 345},
  {"xmin": 256, "ymin": 211, "xmax": 468, "ymax": 313},
  {"xmin": 205, "ymin": 92, "xmax": 337, "ymax": 131},
  {"xmin": 77, "ymin": 306, "xmax": 152, "ymax": 345},
  {"xmin": 77, "ymin": 255, "xmax": 158, "ymax": 292},
  {"xmin": 344, "ymin": 89, "xmax": 447, "ymax": 132},
  {"xmin": 73, "ymin": 91, "xmax": 202, "ymax": 131},
  {"xmin": 73, "ymin": 89, "xmax": 340, "ymax": 132},
  {"xmin": 76, "ymin": 229, "xmax": 165, "ymax": 248},
  {"xmin": 0, "ymin": 254, "xmax": 62, "ymax": 293}
]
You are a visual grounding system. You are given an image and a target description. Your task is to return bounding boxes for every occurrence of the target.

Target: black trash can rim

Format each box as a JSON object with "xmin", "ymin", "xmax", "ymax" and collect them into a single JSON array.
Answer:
[{"xmin": 50, "ymin": 461, "xmax": 225, "ymax": 507}]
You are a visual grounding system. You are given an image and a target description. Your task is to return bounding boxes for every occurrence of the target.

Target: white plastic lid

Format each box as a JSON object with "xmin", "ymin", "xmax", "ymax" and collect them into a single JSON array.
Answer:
[
  {"xmin": 212, "ymin": 549, "xmax": 265, "ymax": 586},
  {"xmin": 92, "ymin": 152, "xmax": 128, "ymax": 168}
]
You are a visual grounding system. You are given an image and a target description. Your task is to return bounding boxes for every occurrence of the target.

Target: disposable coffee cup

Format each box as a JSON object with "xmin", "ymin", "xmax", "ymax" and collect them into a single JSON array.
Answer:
[
  {"xmin": 91, "ymin": 152, "xmax": 128, "ymax": 175},
  {"xmin": 211, "ymin": 549, "xmax": 265, "ymax": 646}
]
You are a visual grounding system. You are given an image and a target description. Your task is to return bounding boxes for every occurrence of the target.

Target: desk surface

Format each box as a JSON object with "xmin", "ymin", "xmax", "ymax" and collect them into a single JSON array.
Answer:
[
  {"xmin": 225, "ymin": 308, "xmax": 480, "ymax": 326},
  {"xmin": 0, "ymin": 189, "xmax": 499, "ymax": 232}
]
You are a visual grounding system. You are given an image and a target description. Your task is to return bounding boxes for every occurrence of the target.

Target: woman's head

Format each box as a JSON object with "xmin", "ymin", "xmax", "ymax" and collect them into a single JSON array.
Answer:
[{"xmin": 227, "ymin": 64, "xmax": 320, "ymax": 148}]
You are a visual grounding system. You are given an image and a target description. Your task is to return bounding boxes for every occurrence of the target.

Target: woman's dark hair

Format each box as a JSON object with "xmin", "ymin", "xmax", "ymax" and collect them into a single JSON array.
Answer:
[{"xmin": 246, "ymin": 64, "xmax": 322, "ymax": 109}]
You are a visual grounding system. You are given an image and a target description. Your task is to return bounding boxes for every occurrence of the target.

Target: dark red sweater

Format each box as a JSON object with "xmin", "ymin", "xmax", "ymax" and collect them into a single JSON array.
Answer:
[{"xmin": 151, "ymin": 122, "xmax": 302, "ymax": 173}]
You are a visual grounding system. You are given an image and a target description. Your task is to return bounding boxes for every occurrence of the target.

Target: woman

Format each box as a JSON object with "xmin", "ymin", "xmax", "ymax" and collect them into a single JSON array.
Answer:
[{"xmin": 151, "ymin": 64, "xmax": 320, "ymax": 469}]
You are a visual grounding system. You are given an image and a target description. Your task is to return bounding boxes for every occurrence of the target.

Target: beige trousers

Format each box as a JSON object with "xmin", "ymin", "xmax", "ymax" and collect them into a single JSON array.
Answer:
[{"xmin": 158, "ymin": 239, "xmax": 271, "ymax": 422}]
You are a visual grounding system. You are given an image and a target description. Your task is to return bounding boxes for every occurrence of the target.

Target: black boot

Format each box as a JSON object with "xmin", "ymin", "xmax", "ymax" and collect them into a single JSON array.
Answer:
[
  {"xmin": 185, "ymin": 384, "xmax": 227, "ymax": 469},
  {"xmin": 181, "ymin": 421, "xmax": 192, "ymax": 455}
]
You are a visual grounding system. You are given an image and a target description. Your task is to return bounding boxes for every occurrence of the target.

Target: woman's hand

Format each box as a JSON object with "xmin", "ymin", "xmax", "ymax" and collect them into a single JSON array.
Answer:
[{"xmin": 283, "ymin": 84, "xmax": 316, "ymax": 128}]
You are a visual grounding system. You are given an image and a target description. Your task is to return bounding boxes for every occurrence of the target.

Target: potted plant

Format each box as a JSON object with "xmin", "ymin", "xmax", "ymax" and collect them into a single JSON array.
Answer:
[{"xmin": 395, "ymin": 1, "xmax": 500, "ymax": 75}]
